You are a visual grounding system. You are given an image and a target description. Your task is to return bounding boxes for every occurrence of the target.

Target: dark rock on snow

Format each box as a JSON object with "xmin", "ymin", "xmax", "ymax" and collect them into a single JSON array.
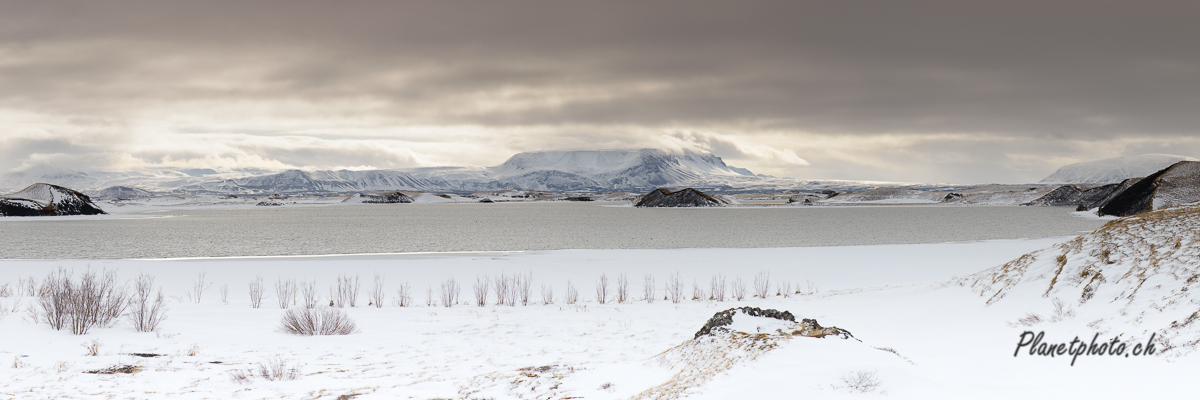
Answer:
[
  {"xmin": 694, "ymin": 307, "xmax": 853, "ymax": 339},
  {"xmin": 1099, "ymin": 161, "xmax": 1200, "ymax": 217},
  {"xmin": 0, "ymin": 183, "xmax": 107, "ymax": 216},
  {"xmin": 634, "ymin": 188, "xmax": 725, "ymax": 207},
  {"xmin": 1026, "ymin": 179, "xmax": 1138, "ymax": 209},
  {"xmin": 358, "ymin": 191, "xmax": 414, "ymax": 204}
]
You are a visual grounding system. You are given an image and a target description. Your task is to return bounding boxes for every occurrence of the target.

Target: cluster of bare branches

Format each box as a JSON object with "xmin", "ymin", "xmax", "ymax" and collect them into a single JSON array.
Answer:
[
  {"xmin": 128, "ymin": 273, "xmax": 167, "ymax": 332},
  {"xmin": 691, "ymin": 279, "xmax": 707, "ymax": 301},
  {"xmin": 473, "ymin": 274, "xmax": 491, "ymax": 307},
  {"xmin": 489, "ymin": 272, "xmax": 533, "ymax": 306},
  {"xmin": 300, "ymin": 280, "xmax": 318, "ymax": 308},
  {"xmin": 247, "ymin": 276, "xmax": 265, "ymax": 309},
  {"xmin": 616, "ymin": 274, "xmax": 629, "ymax": 303},
  {"xmin": 710, "ymin": 273, "xmax": 727, "ymax": 301},
  {"xmin": 731, "ymin": 276, "xmax": 747, "ymax": 301},
  {"xmin": 187, "ymin": 272, "xmax": 212, "ymax": 304},
  {"xmin": 595, "ymin": 274, "xmax": 609, "ymax": 304},
  {"xmin": 565, "ymin": 281, "xmax": 579, "ymax": 305},
  {"xmin": 643, "ymin": 274, "xmax": 656, "ymax": 303},
  {"xmin": 392, "ymin": 282, "xmax": 413, "ymax": 307},
  {"xmin": 439, "ymin": 277, "xmax": 460, "ymax": 307},
  {"xmin": 331, "ymin": 274, "xmax": 360, "ymax": 308},
  {"xmin": 753, "ymin": 271, "xmax": 771, "ymax": 299},
  {"xmin": 275, "ymin": 278, "xmax": 296, "ymax": 308},
  {"xmin": 665, "ymin": 271, "xmax": 684, "ymax": 304},
  {"xmin": 516, "ymin": 272, "xmax": 533, "ymax": 306},
  {"xmin": 540, "ymin": 284, "xmax": 554, "ymax": 304},
  {"xmin": 279, "ymin": 307, "xmax": 358, "ymax": 335},
  {"xmin": 36, "ymin": 268, "xmax": 128, "ymax": 335},
  {"xmin": 369, "ymin": 273, "xmax": 386, "ymax": 308}
]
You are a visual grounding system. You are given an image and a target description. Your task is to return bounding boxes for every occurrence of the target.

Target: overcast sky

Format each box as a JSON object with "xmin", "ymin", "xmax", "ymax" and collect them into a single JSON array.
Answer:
[{"xmin": 2, "ymin": 1, "xmax": 1199, "ymax": 183}]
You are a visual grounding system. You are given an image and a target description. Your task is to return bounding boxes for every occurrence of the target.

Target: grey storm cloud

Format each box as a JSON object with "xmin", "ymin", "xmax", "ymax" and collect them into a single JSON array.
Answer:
[{"xmin": 1, "ymin": 0, "xmax": 1199, "ymax": 182}]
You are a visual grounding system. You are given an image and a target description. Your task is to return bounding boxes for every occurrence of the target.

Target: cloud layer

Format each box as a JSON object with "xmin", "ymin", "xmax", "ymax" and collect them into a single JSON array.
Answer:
[{"xmin": 2, "ymin": 1, "xmax": 1198, "ymax": 183}]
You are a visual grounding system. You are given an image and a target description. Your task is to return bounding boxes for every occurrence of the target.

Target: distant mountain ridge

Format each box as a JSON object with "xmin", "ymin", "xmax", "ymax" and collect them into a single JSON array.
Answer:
[
  {"xmin": 0, "ymin": 149, "xmax": 971, "ymax": 195},
  {"xmin": 1040, "ymin": 154, "xmax": 1197, "ymax": 184}
]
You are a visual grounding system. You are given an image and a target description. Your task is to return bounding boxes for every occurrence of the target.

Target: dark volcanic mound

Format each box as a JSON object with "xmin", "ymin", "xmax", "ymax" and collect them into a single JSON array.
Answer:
[
  {"xmin": 0, "ymin": 183, "xmax": 107, "ymax": 216},
  {"xmin": 1027, "ymin": 179, "xmax": 1139, "ymax": 209},
  {"xmin": 634, "ymin": 188, "xmax": 724, "ymax": 207},
  {"xmin": 1099, "ymin": 161, "xmax": 1200, "ymax": 217},
  {"xmin": 358, "ymin": 191, "xmax": 414, "ymax": 204}
]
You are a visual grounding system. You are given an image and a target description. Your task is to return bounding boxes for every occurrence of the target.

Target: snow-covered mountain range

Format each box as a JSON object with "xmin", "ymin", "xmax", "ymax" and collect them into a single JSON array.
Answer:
[
  {"xmin": 1039, "ymin": 154, "xmax": 1197, "ymax": 184},
  {"xmin": 0, "ymin": 149, "xmax": 963, "ymax": 195}
]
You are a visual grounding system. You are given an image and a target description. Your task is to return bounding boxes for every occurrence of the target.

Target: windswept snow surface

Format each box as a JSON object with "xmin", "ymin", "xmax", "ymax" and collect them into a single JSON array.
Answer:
[
  {"xmin": 1040, "ymin": 154, "xmax": 1197, "ymax": 184},
  {"xmin": 2, "ymin": 238, "xmax": 1197, "ymax": 399}
]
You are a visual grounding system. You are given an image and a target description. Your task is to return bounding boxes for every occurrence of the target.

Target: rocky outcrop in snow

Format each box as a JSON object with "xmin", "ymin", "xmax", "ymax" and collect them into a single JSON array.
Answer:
[
  {"xmin": 634, "ymin": 188, "xmax": 725, "ymax": 207},
  {"xmin": 1098, "ymin": 161, "xmax": 1200, "ymax": 217},
  {"xmin": 1040, "ymin": 154, "xmax": 1197, "ymax": 184},
  {"xmin": 1025, "ymin": 180, "xmax": 1136, "ymax": 209},
  {"xmin": 0, "ymin": 183, "xmax": 107, "ymax": 216},
  {"xmin": 694, "ymin": 307, "xmax": 852, "ymax": 339},
  {"xmin": 343, "ymin": 191, "xmax": 414, "ymax": 204}
]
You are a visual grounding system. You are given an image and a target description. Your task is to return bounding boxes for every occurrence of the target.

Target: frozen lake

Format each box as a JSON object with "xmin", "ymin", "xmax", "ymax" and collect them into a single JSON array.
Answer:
[{"xmin": 0, "ymin": 202, "xmax": 1107, "ymax": 259}]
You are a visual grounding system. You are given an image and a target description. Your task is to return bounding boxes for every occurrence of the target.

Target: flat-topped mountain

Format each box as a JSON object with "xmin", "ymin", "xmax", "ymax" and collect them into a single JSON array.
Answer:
[{"xmin": 0, "ymin": 183, "xmax": 107, "ymax": 216}]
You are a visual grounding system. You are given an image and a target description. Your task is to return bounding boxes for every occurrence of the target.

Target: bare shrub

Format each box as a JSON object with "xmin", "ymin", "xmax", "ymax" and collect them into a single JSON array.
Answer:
[
  {"xmin": 691, "ymin": 279, "xmax": 706, "ymax": 301},
  {"xmin": 228, "ymin": 369, "xmax": 251, "ymax": 384},
  {"xmin": 666, "ymin": 271, "xmax": 683, "ymax": 304},
  {"xmin": 219, "ymin": 284, "xmax": 229, "ymax": 305},
  {"xmin": 1049, "ymin": 297, "xmax": 1077, "ymax": 322},
  {"xmin": 517, "ymin": 272, "xmax": 533, "ymax": 306},
  {"xmin": 83, "ymin": 339, "xmax": 101, "ymax": 356},
  {"xmin": 38, "ymin": 268, "xmax": 128, "ymax": 335},
  {"xmin": 426, "ymin": 285, "xmax": 433, "ymax": 306},
  {"xmin": 565, "ymin": 281, "xmax": 579, "ymax": 305},
  {"xmin": 392, "ymin": 282, "xmax": 412, "ymax": 307},
  {"xmin": 540, "ymin": 284, "xmax": 554, "ymax": 305},
  {"xmin": 300, "ymin": 280, "xmax": 318, "ymax": 308},
  {"xmin": 616, "ymin": 274, "xmax": 629, "ymax": 303},
  {"xmin": 247, "ymin": 276, "xmax": 265, "ymax": 309},
  {"xmin": 275, "ymin": 278, "xmax": 296, "ymax": 309},
  {"xmin": 257, "ymin": 357, "xmax": 302, "ymax": 381},
  {"xmin": 731, "ymin": 276, "xmax": 747, "ymax": 301},
  {"xmin": 473, "ymin": 274, "xmax": 491, "ymax": 307},
  {"xmin": 20, "ymin": 276, "xmax": 37, "ymax": 298},
  {"xmin": 332, "ymin": 274, "xmax": 360, "ymax": 308},
  {"xmin": 493, "ymin": 273, "xmax": 513, "ymax": 306},
  {"xmin": 369, "ymin": 273, "xmax": 385, "ymax": 308},
  {"xmin": 0, "ymin": 282, "xmax": 10, "ymax": 297},
  {"xmin": 836, "ymin": 370, "xmax": 882, "ymax": 393},
  {"xmin": 798, "ymin": 280, "xmax": 819, "ymax": 295},
  {"xmin": 643, "ymin": 274, "xmax": 655, "ymax": 303},
  {"xmin": 279, "ymin": 307, "xmax": 359, "ymax": 335},
  {"xmin": 128, "ymin": 273, "xmax": 168, "ymax": 332},
  {"xmin": 710, "ymin": 273, "xmax": 727, "ymax": 301},
  {"xmin": 188, "ymin": 272, "xmax": 212, "ymax": 304},
  {"xmin": 187, "ymin": 343, "xmax": 199, "ymax": 356},
  {"xmin": 595, "ymin": 274, "xmax": 609, "ymax": 304},
  {"xmin": 753, "ymin": 270, "xmax": 771, "ymax": 298},
  {"xmin": 777, "ymin": 280, "xmax": 791, "ymax": 298},
  {"xmin": 439, "ymin": 277, "xmax": 460, "ymax": 307}
]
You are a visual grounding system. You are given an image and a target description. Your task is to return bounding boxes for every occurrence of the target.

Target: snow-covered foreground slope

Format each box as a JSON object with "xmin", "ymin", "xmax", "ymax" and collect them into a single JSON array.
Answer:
[
  {"xmin": 2, "ymin": 238, "xmax": 1196, "ymax": 399},
  {"xmin": 1040, "ymin": 154, "xmax": 1197, "ymax": 184},
  {"xmin": 963, "ymin": 203, "xmax": 1200, "ymax": 356}
]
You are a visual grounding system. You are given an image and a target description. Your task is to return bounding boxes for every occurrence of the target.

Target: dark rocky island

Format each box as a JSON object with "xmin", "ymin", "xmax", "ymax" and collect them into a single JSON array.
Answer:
[
  {"xmin": 0, "ymin": 183, "xmax": 107, "ymax": 216},
  {"xmin": 634, "ymin": 188, "xmax": 725, "ymax": 207}
]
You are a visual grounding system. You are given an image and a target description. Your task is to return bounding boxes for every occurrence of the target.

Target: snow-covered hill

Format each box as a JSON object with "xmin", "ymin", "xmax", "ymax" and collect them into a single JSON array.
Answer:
[
  {"xmin": 0, "ymin": 183, "xmax": 107, "ymax": 216},
  {"xmin": 961, "ymin": 203, "xmax": 1200, "ymax": 354},
  {"xmin": 1040, "ymin": 154, "xmax": 1197, "ymax": 184}
]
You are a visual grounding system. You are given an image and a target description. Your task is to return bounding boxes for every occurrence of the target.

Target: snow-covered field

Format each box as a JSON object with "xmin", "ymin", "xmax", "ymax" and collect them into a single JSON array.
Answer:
[{"xmin": 2, "ymin": 235, "xmax": 1195, "ymax": 399}]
